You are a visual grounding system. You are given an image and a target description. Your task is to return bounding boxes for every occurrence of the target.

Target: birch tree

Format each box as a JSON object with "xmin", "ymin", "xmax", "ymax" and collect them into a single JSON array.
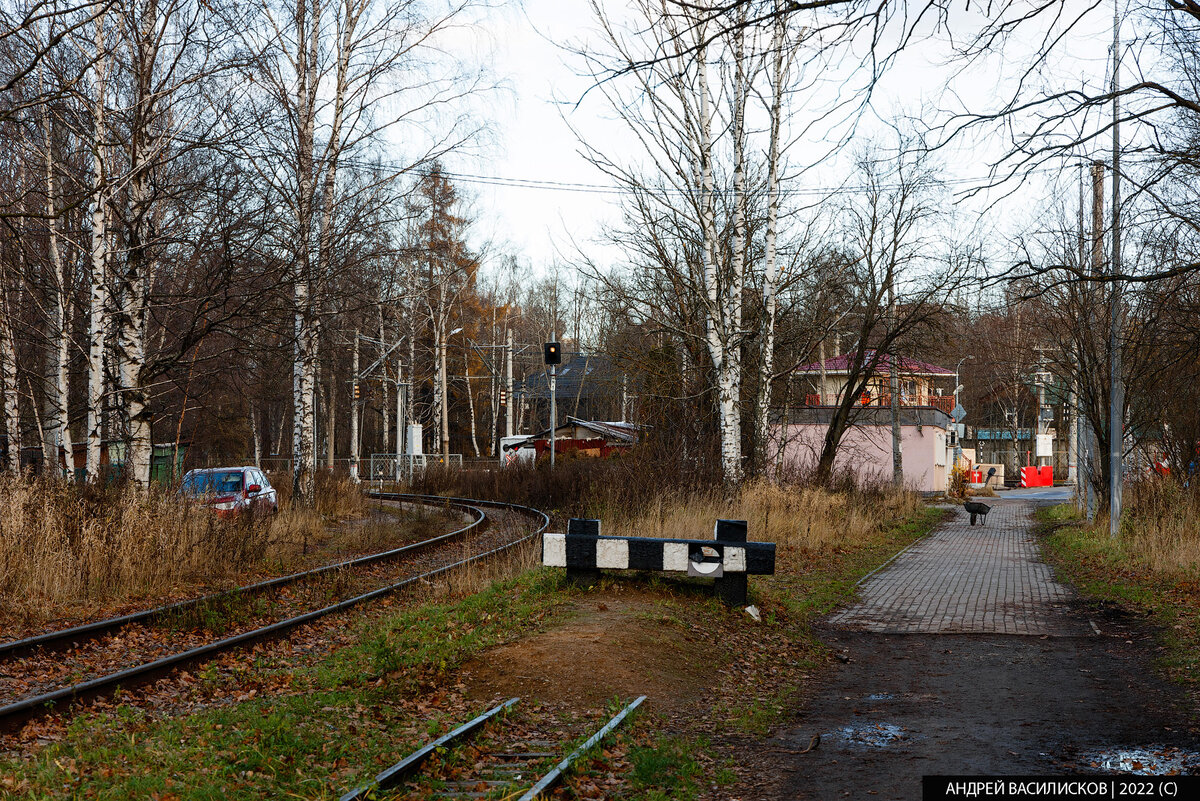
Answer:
[
  {"xmin": 82, "ymin": 6, "xmax": 109, "ymax": 481},
  {"xmin": 238, "ymin": 0, "xmax": 488, "ymax": 502},
  {"xmin": 576, "ymin": 0, "xmax": 752, "ymax": 483}
]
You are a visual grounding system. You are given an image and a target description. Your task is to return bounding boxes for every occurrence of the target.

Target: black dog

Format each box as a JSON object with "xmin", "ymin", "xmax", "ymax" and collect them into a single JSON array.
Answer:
[{"xmin": 964, "ymin": 500, "xmax": 991, "ymax": 526}]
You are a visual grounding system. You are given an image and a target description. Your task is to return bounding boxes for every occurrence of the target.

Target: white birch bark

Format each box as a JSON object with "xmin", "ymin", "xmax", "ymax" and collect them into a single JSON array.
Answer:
[
  {"xmin": 0, "ymin": 290, "xmax": 19, "ymax": 472},
  {"xmin": 754, "ymin": 11, "xmax": 787, "ymax": 476},
  {"xmin": 85, "ymin": 27, "xmax": 110, "ymax": 483},
  {"xmin": 465, "ymin": 350, "xmax": 479, "ymax": 457},
  {"xmin": 291, "ymin": 0, "xmax": 320, "ymax": 500},
  {"xmin": 700, "ymin": 26, "xmax": 746, "ymax": 485},
  {"xmin": 40, "ymin": 97, "xmax": 73, "ymax": 478},
  {"xmin": 114, "ymin": 0, "xmax": 160, "ymax": 486}
]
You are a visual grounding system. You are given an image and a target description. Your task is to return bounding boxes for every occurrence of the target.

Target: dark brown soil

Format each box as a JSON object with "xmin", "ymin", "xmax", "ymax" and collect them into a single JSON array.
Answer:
[{"xmin": 458, "ymin": 593, "xmax": 719, "ymax": 711}]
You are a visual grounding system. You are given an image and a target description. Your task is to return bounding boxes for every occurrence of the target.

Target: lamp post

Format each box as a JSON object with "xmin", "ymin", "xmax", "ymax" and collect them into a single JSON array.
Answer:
[
  {"xmin": 441, "ymin": 326, "xmax": 464, "ymax": 464},
  {"xmin": 953, "ymin": 355, "xmax": 974, "ymax": 467}
]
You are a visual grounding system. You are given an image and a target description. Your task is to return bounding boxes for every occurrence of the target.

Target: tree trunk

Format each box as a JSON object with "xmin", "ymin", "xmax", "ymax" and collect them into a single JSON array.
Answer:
[
  {"xmin": 0, "ymin": 293, "xmax": 19, "ymax": 472},
  {"xmin": 754, "ymin": 12, "xmax": 786, "ymax": 477},
  {"xmin": 40, "ymin": 99, "xmax": 73, "ymax": 478},
  {"xmin": 465, "ymin": 350, "xmax": 479, "ymax": 457},
  {"xmin": 86, "ymin": 72, "xmax": 109, "ymax": 482},
  {"xmin": 291, "ymin": 0, "xmax": 320, "ymax": 502}
]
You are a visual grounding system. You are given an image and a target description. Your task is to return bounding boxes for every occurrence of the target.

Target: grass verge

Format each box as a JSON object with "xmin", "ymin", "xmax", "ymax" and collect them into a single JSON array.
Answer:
[
  {"xmin": 0, "ymin": 491, "xmax": 945, "ymax": 800},
  {"xmin": 1038, "ymin": 503, "xmax": 1200, "ymax": 690},
  {"xmin": 0, "ymin": 569, "xmax": 569, "ymax": 799}
]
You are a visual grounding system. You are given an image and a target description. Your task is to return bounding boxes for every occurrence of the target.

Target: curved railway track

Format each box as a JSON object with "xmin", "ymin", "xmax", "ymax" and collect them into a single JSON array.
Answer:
[
  {"xmin": 0, "ymin": 497, "xmax": 484, "ymax": 660},
  {"xmin": 0, "ymin": 494, "xmax": 549, "ymax": 732}
]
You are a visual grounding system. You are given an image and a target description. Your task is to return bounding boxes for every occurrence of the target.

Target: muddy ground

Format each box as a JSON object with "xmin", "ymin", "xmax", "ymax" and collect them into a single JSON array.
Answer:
[
  {"xmin": 450, "ymin": 580, "xmax": 1200, "ymax": 800},
  {"xmin": 756, "ymin": 611, "xmax": 1200, "ymax": 799}
]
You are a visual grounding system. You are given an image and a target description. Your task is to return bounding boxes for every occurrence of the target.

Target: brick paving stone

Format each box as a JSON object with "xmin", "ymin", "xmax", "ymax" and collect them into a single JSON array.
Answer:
[{"xmin": 827, "ymin": 499, "xmax": 1085, "ymax": 635}]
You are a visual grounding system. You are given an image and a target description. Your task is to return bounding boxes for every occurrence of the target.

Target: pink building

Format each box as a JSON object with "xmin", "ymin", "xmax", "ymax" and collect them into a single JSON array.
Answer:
[
  {"xmin": 772, "ymin": 407, "xmax": 951, "ymax": 492},
  {"xmin": 772, "ymin": 351, "xmax": 957, "ymax": 492}
]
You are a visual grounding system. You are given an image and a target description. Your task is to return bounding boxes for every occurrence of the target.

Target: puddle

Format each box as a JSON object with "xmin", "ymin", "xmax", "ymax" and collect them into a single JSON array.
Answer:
[
  {"xmin": 1090, "ymin": 747, "xmax": 1200, "ymax": 775},
  {"xmin": 865, "ymin": 693, "xmax": 895, "ymax": 701},
  {"xmin": 836, "ymin": 722, "xmax": 907, "ymax": 747}
]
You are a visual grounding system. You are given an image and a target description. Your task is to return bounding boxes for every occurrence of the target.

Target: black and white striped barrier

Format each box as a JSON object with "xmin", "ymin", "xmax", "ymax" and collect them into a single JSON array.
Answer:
[{"xmin": 542, "ymin": 518, "xmax": 775, "ymax": 606}]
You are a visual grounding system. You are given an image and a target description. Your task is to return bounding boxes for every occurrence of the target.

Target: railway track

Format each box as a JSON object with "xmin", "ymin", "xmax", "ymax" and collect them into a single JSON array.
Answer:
[
  {"xmin": 340, "ymin": 695, "xmax": 646, "ymax": 801},
  {"xmin": 0, "ymin": 494, "xmax": 549, "ymax": 731},
  {"xmin": 0, "ymin": 497, "xmax": 483, "ymax": 660}
]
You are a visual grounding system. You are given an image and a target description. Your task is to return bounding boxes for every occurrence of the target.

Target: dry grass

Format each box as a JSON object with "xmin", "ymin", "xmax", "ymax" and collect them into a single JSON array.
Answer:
[
  {"xmin": 602, "ymin": 480, "xmax": 923, "ymax": 553},
  {"xmin": 0, "ymin": 473, "xmax": 372, "ymax": 623},
  {"xmin": 1117, "ymin": 480, "xmax": 1200, "ymax": 575}
]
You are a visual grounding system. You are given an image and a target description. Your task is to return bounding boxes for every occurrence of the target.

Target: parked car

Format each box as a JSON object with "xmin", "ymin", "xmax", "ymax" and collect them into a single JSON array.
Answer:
[{"xmin": 180, "ymin": 466, "xmax": 278, "ymax": 518}]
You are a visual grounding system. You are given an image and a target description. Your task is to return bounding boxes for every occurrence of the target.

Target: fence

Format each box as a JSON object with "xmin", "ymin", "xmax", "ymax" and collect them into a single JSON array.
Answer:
[{"xmin": 367, "ymin": 453, "xmax": 463, "ymax": 484}]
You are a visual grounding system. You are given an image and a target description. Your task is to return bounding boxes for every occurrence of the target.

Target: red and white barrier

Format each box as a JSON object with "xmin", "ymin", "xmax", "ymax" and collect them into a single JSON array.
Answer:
[{"xmin": 1020, "ymin": 466, "xmax": 1054, "ymax": 488}]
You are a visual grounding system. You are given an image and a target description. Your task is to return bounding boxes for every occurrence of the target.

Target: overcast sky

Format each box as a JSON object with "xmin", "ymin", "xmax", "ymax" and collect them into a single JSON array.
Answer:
[{"xmin": 429, "ymin": 0, "xmax": 1121, "ymax": 283}]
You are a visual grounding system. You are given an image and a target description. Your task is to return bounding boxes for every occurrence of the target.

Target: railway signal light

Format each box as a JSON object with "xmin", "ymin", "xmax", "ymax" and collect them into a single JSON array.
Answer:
[
  {"xmin": 353, "ymin": 381, "xmax": 360, "ymax": 400},
  {"xmin": 544, "ymin": 341, "xmax": 561, "ymax": 365}
]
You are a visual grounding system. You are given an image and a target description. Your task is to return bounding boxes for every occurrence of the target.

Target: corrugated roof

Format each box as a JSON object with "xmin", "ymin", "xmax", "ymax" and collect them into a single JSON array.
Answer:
[{"xmin": 515, "ymin": 353, "xmax": 626, "ymax": 400}]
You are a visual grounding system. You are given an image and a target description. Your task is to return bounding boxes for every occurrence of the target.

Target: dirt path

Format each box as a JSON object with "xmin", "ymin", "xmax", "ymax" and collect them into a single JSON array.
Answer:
[{"xmin": 759, "ymin": 498, "xmax": 1200, "ymax": 799}]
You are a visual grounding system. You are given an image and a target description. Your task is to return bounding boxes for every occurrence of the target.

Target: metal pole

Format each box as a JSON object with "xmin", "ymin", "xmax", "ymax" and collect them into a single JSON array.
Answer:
[
  {"xmin": 505, "ymin": 329, "xmax": 514, "ymax": 438},
  {"xmin": 888, "ymin": 289, "xmax": 902, "ymax": 487},
  {"xmin": 350, "ymin": 331, "xmax": 360, "ymax": 482},
  {"xmin": 440, "ymin": 335, "xmax": 449, "ymax": 464},
  {"xmin": 818, "ymin": 338, "xmax": 827, "ymax": 405},
  {"xmin": 549, "ymin": 365, "xmax": 557, "ymax": 470},
  {"xmin": 1069, "ymin": 380, "xmax": 1078, "ymax": 487},
  {"xmin": 395, "ymin": 357, "xmax": 403, "ymax": 482},
  {"xmin": 1108, "ymin": 0, "xmax": 1124, "ymax": 539}
]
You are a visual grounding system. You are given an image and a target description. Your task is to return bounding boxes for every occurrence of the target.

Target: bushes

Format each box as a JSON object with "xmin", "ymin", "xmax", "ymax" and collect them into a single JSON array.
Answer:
[
  {"xmin": 404, "ymin": 453, "xmax": 921, "ymax": 548},
  {"xmin": 1118, "ymin": 479, "xmax": 1200, "ymax": 575},
  {"xmin": 0, "ymin": 475, "xmax": 271, "ymax": 605}
]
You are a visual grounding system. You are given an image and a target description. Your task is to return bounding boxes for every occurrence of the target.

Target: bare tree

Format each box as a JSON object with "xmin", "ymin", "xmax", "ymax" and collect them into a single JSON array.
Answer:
[
  {"xmin": 236, "ymin": 0, "xmax": 489, "ymax": 501},
  {"xmin": 809, "ymin": 148, "xmax": 971, "ymax": 484}
]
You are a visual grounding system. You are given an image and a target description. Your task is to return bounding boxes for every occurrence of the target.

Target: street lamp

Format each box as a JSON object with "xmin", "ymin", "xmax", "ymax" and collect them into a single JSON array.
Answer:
[
  {"xmin": 953, "ymin": 355, "xmax": 974, "ymax": 467},
  {"xmin": 441, "ymin": 326, "xmax": 464, "ymax": 463}
]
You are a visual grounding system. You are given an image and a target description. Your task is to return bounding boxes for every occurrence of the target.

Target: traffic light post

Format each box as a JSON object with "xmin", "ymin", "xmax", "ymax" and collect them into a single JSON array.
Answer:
[{"xmin": 545, "ymin": 341, "xmax": 560, "ymax": 471}]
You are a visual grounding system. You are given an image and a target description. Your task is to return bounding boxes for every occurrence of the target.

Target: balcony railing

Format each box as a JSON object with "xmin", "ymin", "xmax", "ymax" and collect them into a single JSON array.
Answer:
[{"xmin": 804, "ymin": 393, "xmax": 955, "ymax": 414}]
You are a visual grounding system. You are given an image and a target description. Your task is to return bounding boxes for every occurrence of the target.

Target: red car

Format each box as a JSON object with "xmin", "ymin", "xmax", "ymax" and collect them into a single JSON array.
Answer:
[{"xmin": 180, "ymin": 466, "xmax": 279, "ymax": 518}]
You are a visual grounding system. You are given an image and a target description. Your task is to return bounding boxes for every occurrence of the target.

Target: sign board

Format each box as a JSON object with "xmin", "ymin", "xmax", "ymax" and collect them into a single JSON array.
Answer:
[
  {"xmin": 951, "ymin": 403, "xmax": 966, "ymax": 422},
  {"xmin": 1036, "ymin": 433, "xmax": 1054, "ymax": 458},
  {"xmin": 952, "ymin": 423, "xmax": 965, "ymax": 439}
]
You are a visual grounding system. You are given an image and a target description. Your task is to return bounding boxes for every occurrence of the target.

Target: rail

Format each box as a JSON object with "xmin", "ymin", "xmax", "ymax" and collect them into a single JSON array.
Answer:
[
  {"xmin": 0, "ymin": 498, "xmax": 484, "ymax": 660},
  {"xmin": 0, "ymin": 494, "xmax": 548, "ymax": 730}
]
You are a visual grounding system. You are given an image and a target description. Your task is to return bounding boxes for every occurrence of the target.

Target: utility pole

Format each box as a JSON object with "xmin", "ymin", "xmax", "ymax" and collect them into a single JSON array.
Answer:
[
  {"xmin": 1034, "ymin": 347, "xmax": 1050, "ymax": 469},
  {"xmin": 819, "ymin": 337, "xmax": 827, "ymax": 405},
  {"xmin": 1075, "ymin": 165, "xmax": 1086, "ymax": 508},
  {"xmin": 888, "ymin": 286, "xmax": 902, "ymax": 487},
  {"xmin": 1108, "ymin": 2, "xmax": 1124, "ymax": 539},
  {"xmin": 350, "ymin": 331, "xmax": 360, "ymax": 482},
  {"xmin": 400, "ymin": 357, "xmax": 410, "ymax": 482},
  {"xmin": 505, "ymin": 329, "xmax": 514, "ymax": 438},
  {"xmin": 1090, "ymin": 161, "xmax": 1105, "ymax": 522},
  {"xmin": 440, "ymin": 334, "xmax": 450, "ymax": 464}
]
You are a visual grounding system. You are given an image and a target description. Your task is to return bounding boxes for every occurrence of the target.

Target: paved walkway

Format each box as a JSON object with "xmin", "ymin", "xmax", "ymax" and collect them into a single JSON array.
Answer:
[{"xmin": 827, "ymin": 499, "xmax": 1084, "ymax": 635}]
